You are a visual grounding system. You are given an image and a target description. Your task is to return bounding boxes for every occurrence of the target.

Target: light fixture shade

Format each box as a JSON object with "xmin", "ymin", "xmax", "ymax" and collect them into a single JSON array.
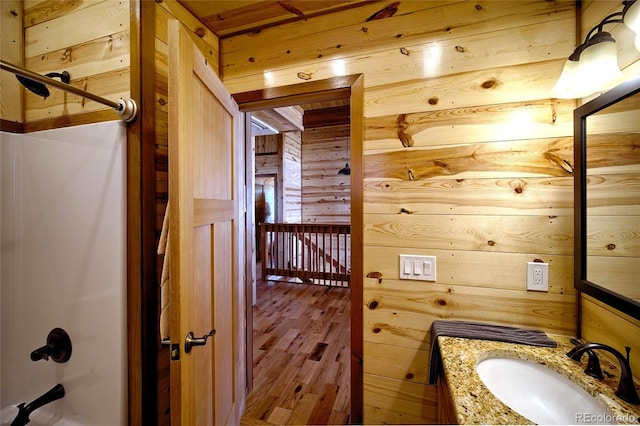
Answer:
[
  {"xmin": 624, "ymin": 1, "xmax": 640, "ymax": 33},
  {"xmin": 551, "ymin": 58, "xmax": 589, "ymax": 99},
  {"xmin": 575, "ymin": 34, "xmax": 624, "ymax": 94},
  {"xmin": 624, "ymin": 0, "xmax": 640, "ymax": 51}
]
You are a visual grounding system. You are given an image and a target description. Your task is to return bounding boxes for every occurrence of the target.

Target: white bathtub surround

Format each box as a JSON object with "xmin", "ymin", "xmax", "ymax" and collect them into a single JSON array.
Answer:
[{"xmin": 0, "ymin": 121, "xmax": 127, "ymax": 425}]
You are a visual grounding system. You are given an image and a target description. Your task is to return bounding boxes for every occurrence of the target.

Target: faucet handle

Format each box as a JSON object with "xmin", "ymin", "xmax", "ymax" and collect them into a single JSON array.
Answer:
[
  {"xmin": 584, "ymin": 349, "xmax": 604, "ymax": 380},
  {"xmin": 30, "ymin": 328, "xmax": 72, "ymax": 363}
]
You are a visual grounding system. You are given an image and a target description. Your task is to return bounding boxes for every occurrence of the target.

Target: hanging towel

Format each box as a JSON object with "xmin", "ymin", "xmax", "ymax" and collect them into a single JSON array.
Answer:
[
  {"xmin": 427, "ymin": 320, "xmax": 557, "ymax": 385},
  {"xmin": 158, "ymin": 202, "xmax": 170, "ymax": 341}
]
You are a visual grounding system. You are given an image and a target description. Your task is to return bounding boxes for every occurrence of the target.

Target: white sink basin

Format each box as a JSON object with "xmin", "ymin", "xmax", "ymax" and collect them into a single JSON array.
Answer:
[{"xmin": 476, "ymin": 357, "xmax": 612, "ymax": 425}]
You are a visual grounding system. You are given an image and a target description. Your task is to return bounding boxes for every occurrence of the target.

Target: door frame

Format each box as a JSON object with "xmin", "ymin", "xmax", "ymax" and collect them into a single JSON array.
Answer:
[{"xmin": 233, "ymin": 74, "xmax": 364, "ymax": 423}]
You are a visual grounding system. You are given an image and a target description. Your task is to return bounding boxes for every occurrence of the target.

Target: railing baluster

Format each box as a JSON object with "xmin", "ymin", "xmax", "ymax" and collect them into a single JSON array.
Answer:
[
  {"xmin": 330, "ymin": 225, "xmax": 334, "ymax": 283},
  {"xmin": 288, "ymin": 225, "xmax": 292, "ymax": 275},
  {"xmin": 299, "ymin": 226, "xmax": 303, "ymax": 281},
  {"xmin": 308, "ymin": 226, "xmax": 312, "ymax": 277},
  {"xmin": 323, "ymin": 230, "xmax": 327, "ymax": 286},
  {"xmin": 336, "ymin": 227, "xmax": 340, "ymax": 286},
  {"xmin": 321, "ymin": 228, "xmax": 325, "ymax": 286},
  {"xmin": 277, "ymin": 225, "xmax": 281, "ymax": 272}
]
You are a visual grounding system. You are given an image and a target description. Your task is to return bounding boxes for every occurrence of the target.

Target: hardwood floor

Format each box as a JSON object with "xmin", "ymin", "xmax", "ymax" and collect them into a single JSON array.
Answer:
[{"xmin": 241, "ymin": 274, "xmax": 351, "ymax": 425}]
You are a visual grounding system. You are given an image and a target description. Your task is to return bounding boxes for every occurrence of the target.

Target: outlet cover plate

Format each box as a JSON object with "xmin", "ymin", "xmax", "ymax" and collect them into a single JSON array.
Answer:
[{"xmin": 527, "ymin": 262, "xmax": 549, "ymax": 291}]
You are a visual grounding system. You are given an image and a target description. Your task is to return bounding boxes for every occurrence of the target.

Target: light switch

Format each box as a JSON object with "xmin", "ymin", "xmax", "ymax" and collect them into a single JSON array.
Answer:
[{"xmin": 399, "ymin": 254, "xmax": 436, "ymax": 281}]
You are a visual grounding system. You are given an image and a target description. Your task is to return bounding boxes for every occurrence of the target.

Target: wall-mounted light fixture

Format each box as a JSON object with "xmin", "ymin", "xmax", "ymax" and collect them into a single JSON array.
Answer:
[
  {"xmin": 553, "ymin": 0, "xmax": 640, "ymax": 99},
  {"xmin": 337, "ymin": 138, "xmax": 350, "ymax": 176}
]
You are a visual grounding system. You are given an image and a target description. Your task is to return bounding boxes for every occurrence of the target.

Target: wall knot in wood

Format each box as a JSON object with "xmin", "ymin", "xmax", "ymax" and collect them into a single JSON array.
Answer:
[
  {"xmin": 396, "ymin": 113, "xmax": 414, "ymax": 147},
  {"xmin": 366, "ymin": 271, "xmax": 383, "ymax": 283},
  {"xmin": 278, "ymin": 2, "xmax": 305, "ymax": 19},
  {"xmin": 544, "ymin": 151, "xmax": 574, "ymax": 175},
  {"xmin": 480, "ymin": 78, "xmax": 501, "ymax": 90},
  {"xmin": 366, "ymin": 2, "xmax": 399, "ymax": 22},
  {"xmin": 434, "ymin": 298, "xmax": 447, "ymax": 307}
]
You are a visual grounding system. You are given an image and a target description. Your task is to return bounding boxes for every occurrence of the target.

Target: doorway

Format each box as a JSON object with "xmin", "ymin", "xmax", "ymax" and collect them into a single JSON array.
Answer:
[{"xmin": 235, "ymin": 74, "xmax": 364, "ymax": 424}]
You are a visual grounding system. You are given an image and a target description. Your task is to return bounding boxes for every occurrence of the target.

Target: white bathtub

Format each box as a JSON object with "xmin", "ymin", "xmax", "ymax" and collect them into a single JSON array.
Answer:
[
  {"xmin": 0, "ymin": 122, "xmax": 127, "ymax": 425},
  {"xmin": 0, "ymin": 404, "xmax": 80, "ymax": 426}
]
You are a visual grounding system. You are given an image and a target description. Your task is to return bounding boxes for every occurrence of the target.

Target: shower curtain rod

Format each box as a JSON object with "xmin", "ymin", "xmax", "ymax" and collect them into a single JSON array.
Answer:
[{"xmin": 0, "ymin": 59, "xmax": 137, "ymax": 122}]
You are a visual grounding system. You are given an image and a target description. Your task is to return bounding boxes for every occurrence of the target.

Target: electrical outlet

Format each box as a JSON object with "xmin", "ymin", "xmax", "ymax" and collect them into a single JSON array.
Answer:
[
  {"xmin": 527, "ymin": 262, "xmax": 549, "ymax": 291},
  {"xmin": 533, "ymin": 267, "xmax": 543, "ymax": 286}
]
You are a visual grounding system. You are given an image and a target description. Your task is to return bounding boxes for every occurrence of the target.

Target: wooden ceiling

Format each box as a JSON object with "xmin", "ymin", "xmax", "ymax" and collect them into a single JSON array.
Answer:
[{"xmin": 178, "ymin": 1, "xmax": 374, "ymax": 38}]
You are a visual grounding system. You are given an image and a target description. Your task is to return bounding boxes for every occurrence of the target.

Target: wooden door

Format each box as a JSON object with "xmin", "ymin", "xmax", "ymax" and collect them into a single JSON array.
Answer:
[{"xmin": 167, "ymin": 19, "xmax": 245, "ymax": 425}]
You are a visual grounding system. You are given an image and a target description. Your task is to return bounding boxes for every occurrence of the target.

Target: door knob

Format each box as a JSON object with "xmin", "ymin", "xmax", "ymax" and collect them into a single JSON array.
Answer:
[{"xmin": 184, "ymin": 329, "xmax": 215, "ymax": 353}]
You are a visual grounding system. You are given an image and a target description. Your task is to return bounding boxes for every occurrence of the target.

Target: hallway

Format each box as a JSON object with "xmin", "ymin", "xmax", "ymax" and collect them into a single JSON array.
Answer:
[{"xmin": 241, "ymin": 274, "xmax": 351, "ymax": 425}]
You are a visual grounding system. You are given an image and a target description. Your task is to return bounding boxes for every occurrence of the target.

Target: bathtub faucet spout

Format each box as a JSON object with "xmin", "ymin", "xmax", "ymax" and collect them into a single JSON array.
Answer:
[{"xmin": 11, "ymin": 384, "xmax": 65, "ymax": 426}]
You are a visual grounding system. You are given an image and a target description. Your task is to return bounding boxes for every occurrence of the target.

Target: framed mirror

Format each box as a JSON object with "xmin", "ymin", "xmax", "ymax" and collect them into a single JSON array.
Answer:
[{"xmin": 574, "ymin": 74, "xmax": 640, "ymax": 320}]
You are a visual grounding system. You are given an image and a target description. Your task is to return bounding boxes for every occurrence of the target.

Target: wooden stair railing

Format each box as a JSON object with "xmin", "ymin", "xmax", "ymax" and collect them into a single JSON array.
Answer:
[
  {"xmin": 298, "ymin": 228, "xmax": 349, "ymax": 274},
  {"xmin": 261, "ymin": 223, "xmax": 351, "ymax": 287}
]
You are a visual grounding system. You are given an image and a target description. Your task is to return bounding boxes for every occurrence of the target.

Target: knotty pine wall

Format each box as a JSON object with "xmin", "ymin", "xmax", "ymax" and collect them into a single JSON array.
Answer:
[
  {"xmin": 22, "ymin": 0, "xmax": 131, "ymax": 128},
  {"xmin": 256, "ymin": 123, "xmax": 351, "ymax": 225},
  {"xmin": 1, "ymin": 1, "xmax": 23, "ymax": 125},
  {"xmin": 302, "ymin": 123, "xmax": 351, "ymax": 224},
  {"xmin": 219, "ymin": 1, "xmax": 592, "ymax": 423},
  {"xmin": 1, "ymin": 0, "xmax": 132, "ymax": 130},
  {"xmin": 283, "ymin": 131, "xmax": 303, "ymax": 222},
  {"xmin": 579, "ymin": 0, "xmax": 640, "ymax": 380}
]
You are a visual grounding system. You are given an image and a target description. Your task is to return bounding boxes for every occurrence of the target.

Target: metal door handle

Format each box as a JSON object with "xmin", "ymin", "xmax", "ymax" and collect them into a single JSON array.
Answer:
[{"xmin": 184, "ymin": 329, "xmax": 215, "ymax": 353}]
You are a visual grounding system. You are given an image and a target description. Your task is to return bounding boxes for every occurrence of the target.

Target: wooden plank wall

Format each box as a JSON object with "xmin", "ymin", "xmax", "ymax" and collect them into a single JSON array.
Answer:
[
  {"xmin": 255, "ymin": 133, "xmax": 279, "ymax": 155},
  {"xmin": 257, "ymin": 123, "xmax": 351, "ymax": 225},
  {"xmin": 1, "ymin": 0, "xmax": 23, "ymax": 125},
  {"xmin": 283, "ymin": 131, "xmax": 303, "ymax": 222},
  {"xmin": 153, "ymin": 1, "xmax": 220, "ymax": 424},
  {"xmin": 579, "ymin": 0, "xmax": 640, "ymax": 379},
  {"xmin": 302, "ymin": 124, "xmax": 351, "ymax": 224},
  {"xmin": 21, "ymin": 0, "xmax": 131, "ymax": 128},
  {"xmin": 220, "ymin": 1, "xmax": 582, "ymax": 423}
]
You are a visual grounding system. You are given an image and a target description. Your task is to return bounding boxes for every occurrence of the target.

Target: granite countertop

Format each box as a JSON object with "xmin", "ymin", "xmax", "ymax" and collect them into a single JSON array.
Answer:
[{"xmin": 438, "ymin": 334, "xmax": 640, "ymax": 425}]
